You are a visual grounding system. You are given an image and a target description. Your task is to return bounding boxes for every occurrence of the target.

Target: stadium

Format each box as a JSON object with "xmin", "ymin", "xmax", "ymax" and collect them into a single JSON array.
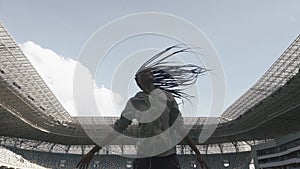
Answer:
[{"xmin": 0, "ymin": 12, "xmax": 300, "ymax": 169}]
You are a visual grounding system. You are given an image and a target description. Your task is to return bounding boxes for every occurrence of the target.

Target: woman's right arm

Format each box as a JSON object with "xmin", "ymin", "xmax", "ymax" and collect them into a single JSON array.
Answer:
[{"xmin": 77, "ymin": 100, "xmax": 135, "ymax": 169}]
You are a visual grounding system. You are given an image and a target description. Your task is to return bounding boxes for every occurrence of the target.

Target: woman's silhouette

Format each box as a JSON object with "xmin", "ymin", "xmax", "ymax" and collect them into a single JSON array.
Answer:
[{"xmin": 77, "ymin": 45, "xmax": 209, "ymax": 169}]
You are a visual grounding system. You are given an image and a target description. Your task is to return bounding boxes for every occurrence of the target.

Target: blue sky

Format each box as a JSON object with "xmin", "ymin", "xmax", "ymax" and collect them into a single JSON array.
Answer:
[{"xmin": 0, "ymin": 0, "xmax": 299, "ymax": 116}]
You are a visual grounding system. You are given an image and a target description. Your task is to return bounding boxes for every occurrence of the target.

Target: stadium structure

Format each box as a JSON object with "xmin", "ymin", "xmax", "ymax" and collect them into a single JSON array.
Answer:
[{"xmin": 0, "ymin": 21, "xmax": 299, "ymax": 169}]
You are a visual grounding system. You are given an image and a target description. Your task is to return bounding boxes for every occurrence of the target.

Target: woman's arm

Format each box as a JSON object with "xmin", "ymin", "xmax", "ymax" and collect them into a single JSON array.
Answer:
[
  {"xmin": 76, "ymin": 131, "xmax": 121, "ymax": 169},
  {"xmin": 169, "ymin": 97, "xmax": 209, "ymax": 169},
  {"xmin": 77, "ymin": 115, "xmax": 132, "ymax": 169},
  {"xmin": 183, "ymin": 134, "xmax": 209, "ymax": 169},
  {"xmin": 183, "ymin": 134, "xmax": 200, "ymax": 154},
  {"xmin": 76, "ymin": 145, "xmax": 101, "ymax": 169}
]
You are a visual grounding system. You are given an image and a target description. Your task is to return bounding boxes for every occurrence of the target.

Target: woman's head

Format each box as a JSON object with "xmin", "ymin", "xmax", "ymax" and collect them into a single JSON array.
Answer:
[
  {"xmin": 135, "ymin": 45, "xmax": 208, "ymax": 100},
  {"xmin": 135, "ymin": 69, "xmax": 154, "ymax": 92}
]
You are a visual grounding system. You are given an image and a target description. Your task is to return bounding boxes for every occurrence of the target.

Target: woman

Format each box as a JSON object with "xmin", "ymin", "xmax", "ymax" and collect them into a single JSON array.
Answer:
[{"xmin": 77, "ymin": 45, "xmax": 209, "ymax": 169}]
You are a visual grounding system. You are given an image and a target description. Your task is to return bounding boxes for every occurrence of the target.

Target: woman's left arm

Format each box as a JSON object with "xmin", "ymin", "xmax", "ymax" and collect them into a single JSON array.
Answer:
[{"xmin": 183, "ymin": 135, "xmax": 210, "ymax": 169}]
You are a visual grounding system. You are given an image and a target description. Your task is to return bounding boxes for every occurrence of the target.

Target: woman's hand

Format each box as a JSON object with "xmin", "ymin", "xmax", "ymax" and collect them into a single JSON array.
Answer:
[
  {"xmin": 76, "ymin": 146, "xmax": 100, "ymax": 169},
  {"xmin": 196, "ymin": 153, "xmax": 209, "ymax": 169}
]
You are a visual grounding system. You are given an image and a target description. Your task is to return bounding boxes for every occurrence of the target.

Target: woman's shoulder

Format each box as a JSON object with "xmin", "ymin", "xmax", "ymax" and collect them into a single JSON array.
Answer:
[
  {"xmin": 131, "ymin": 89, "xmax": 175, "ymax": 102},
  {"xmin": 133, "ymin": 91, "xmax": 147, "ymax": 98},
  {"xmin": 129, "ymin": 91, "xmax": 148, "ymax": 102}
]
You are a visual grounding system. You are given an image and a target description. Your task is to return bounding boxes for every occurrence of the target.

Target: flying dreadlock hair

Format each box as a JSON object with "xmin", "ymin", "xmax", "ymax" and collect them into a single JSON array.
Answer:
[{"xmin": 136, "ymin": 45, "xmax": 208, "ymax": 100}]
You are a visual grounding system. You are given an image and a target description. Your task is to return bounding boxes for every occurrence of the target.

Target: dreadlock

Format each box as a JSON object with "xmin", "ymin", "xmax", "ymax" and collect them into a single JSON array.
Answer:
[{"xmin": 136, "ymin": 45, "xmax": 208, "ymax": 100}]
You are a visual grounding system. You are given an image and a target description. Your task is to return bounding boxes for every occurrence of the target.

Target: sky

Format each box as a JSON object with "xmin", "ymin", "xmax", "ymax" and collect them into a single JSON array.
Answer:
[{"xmin": 0, "ymin": 0, "xmax": 299, "ymax": 117}]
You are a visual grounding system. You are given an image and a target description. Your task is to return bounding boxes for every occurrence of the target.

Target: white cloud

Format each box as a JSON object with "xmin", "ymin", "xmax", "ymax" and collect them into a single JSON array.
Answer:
[
  {"xmin": 289, "ymin": 17, "xmax": 296, "ymax": 22},
  {"xmin": 20, "ymin": 41, "xmax": 125, "ymax": 117}
]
